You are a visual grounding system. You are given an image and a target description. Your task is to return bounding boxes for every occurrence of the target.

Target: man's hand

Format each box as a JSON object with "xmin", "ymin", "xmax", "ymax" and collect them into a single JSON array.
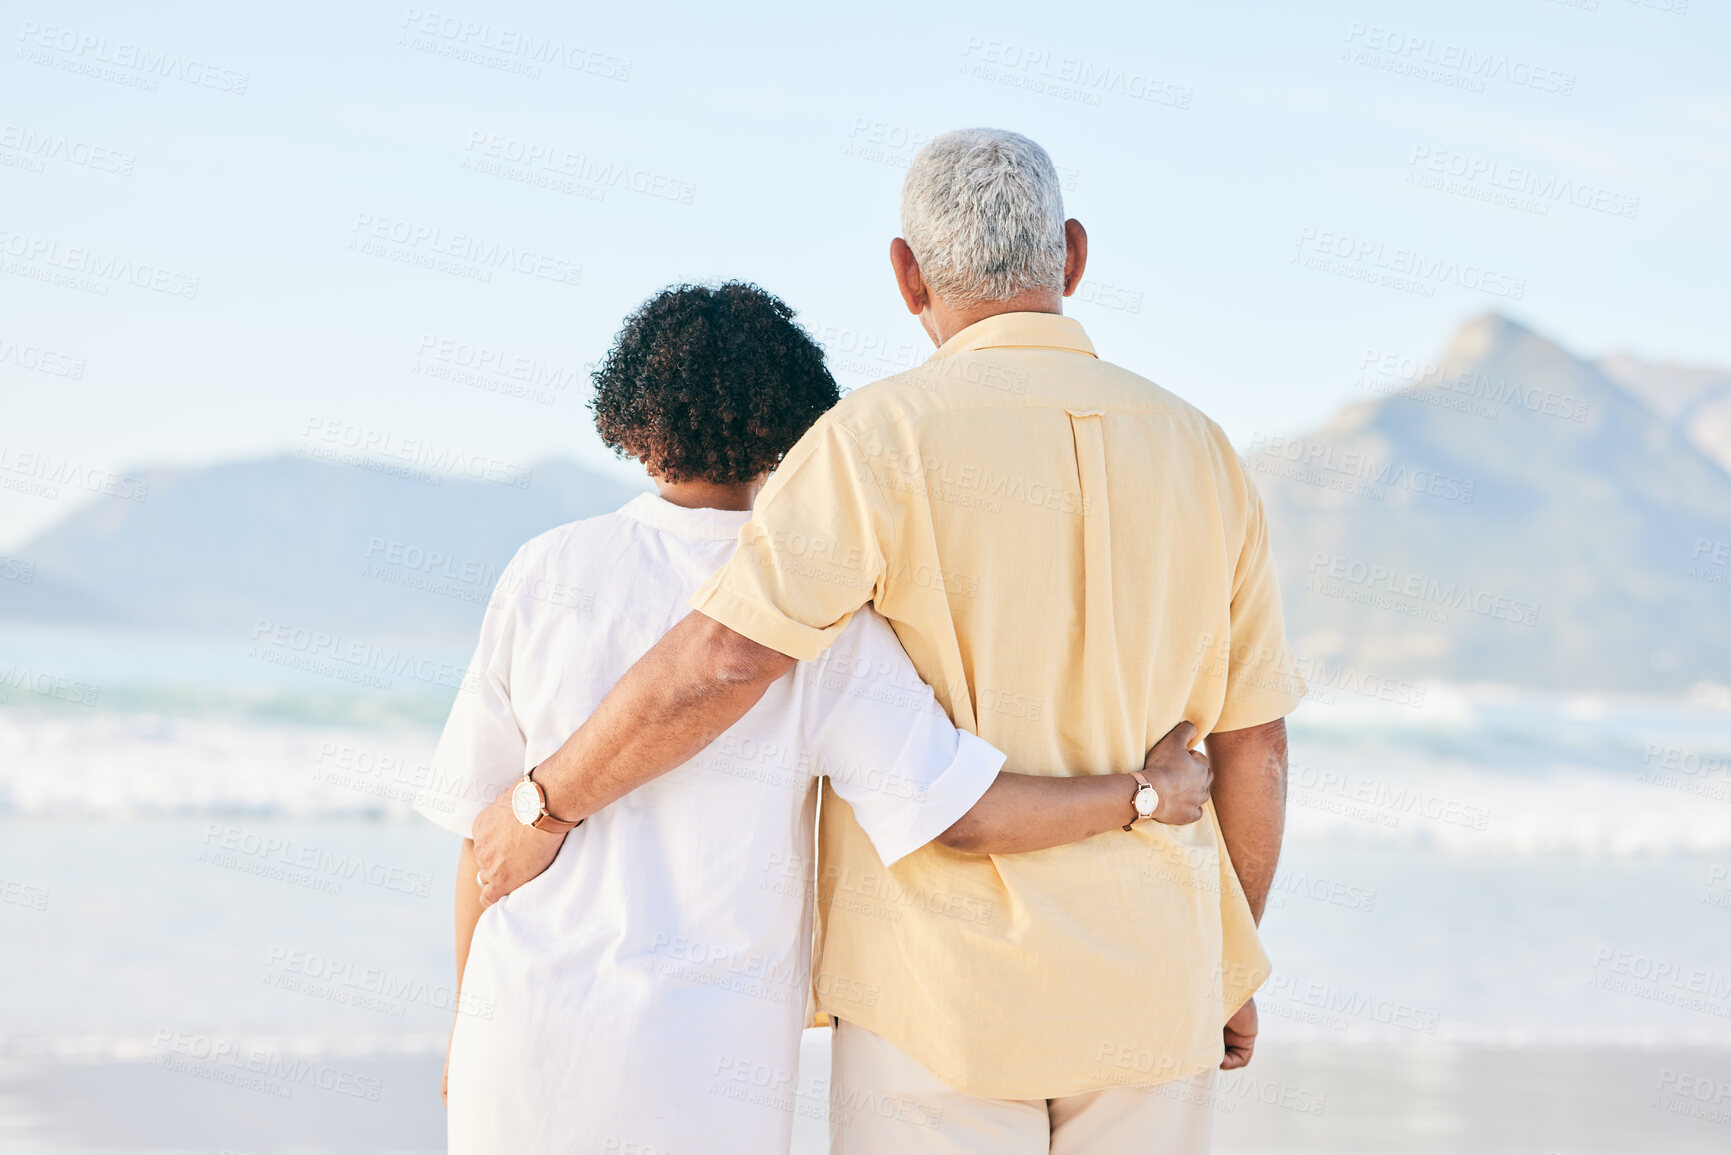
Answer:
[
  {"xmin": 471, "ymin": 792, "xmax": 565, "ymax": 907},
  {"xmin": 1142, "ymin": 720, "xmax": 1212, "ymax": 825},
  {"xmin": 1221, "ymin": 998, "xmax": 1257, "ymax": 1070}
]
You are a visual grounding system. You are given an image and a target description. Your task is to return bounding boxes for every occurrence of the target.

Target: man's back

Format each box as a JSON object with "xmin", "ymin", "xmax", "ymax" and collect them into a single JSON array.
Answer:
[{"xmin": 694, "ymin": 311, "xmax": 1304, "ymax": 1098}]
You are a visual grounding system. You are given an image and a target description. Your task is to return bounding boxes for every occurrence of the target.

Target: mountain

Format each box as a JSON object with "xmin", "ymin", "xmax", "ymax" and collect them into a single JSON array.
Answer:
[
  {"xmin": 1597, "ymin": 354, "xmax": 1731, "ymax": 475},
  {"xmin": 1251, "ymin": 314, "xmax": 1731, "ymax": 693},
  {"xmin": 1, "ymin": 454, "xmax": 644, "ymax": 643},
  {"xmin": 8, "ymin": 316, "xmax": 1729, "ymax": 695}
]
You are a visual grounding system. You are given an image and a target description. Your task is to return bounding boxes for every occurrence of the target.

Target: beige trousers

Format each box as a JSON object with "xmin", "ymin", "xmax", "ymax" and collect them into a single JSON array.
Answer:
[{"xmin": 829, "ymin": 1020, "xmax": 1217, "ymax": 1155}]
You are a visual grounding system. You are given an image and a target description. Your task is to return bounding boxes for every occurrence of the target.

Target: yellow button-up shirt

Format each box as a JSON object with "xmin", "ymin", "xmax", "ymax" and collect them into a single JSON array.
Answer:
[{"xmin": 692, "ymin": 311, "xmax": 1304, "ymax": 1098}]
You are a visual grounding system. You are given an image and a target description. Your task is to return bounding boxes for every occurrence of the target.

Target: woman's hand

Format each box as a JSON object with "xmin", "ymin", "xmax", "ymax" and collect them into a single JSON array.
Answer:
[
  {"xmin": 442, "ymin": 1013, "xmax": 456, "ymax": 1106},
  {"xmin": 1141, "ymin": 721, "xmax": 1213, "ymax": 825}
]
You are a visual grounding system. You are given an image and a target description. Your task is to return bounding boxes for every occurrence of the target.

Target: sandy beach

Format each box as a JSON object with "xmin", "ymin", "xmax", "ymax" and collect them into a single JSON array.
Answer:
[
  {"xmin": 4, "ymin": 674, "xmax": 1728, "ymax": 1153},
  {"xmin": 1, "ymin": 1041, "xmax": 1727, "ymax": 1153}
]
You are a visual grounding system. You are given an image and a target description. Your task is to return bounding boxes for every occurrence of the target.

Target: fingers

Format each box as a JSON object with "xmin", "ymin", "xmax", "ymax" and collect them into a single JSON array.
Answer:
[
  {"xmin": 1190, "ymin": 750, "xmax": 1213, "ymax": 788},
  {"xmin": 1158, "ymin": 802, "xmax": 1209, "ymax": 826},
  {"xmin": 474, "ymin": 865, "xmax": 506, "ymax": 903},
  {"xmin": 1164, "ymin": 719, "xmax": 1198, "ymax": 748},
  {"xmin": 1221, "ymin": 1000, "xmax": 1257, "ymax": 1067}
]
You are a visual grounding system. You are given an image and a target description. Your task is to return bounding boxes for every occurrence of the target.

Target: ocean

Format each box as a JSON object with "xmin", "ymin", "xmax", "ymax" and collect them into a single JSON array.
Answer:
[{"xmin": 2, "ymin": 621, "xmax": 1729, "ymax": 1152}]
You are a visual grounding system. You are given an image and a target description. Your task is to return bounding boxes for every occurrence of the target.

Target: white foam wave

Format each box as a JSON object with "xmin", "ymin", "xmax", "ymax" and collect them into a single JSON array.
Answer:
[
  {"xmin": 0, "ymin": 711, "xmax": 444, "ymax": 820},
  {"xmin": 0, "ymin": 1032, "xmax": 447, "ymax": 1062}
]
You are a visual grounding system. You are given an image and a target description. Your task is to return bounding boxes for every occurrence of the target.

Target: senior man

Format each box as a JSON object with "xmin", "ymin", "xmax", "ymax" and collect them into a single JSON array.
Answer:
[{"xmin": 475, "ymin": 127, "xmax": 1303, "ymax": 1152}]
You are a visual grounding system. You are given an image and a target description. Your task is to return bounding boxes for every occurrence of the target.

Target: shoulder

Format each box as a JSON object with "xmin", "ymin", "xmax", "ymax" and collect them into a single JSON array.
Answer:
[
  {"xmin": 799, "ymin": 605, "xmax": 923, "ymax": 695},
  {"xmin": 1087, "ymin": 359, "xmax": 1247, "ymax": 480},
  {"xmin": 824, "ymin": 352, "xmax": 1230, "ymax": 438},
  {"xmin": 507, "ymin": 507, "xmax": 630, "ymax": 568},
  {"xmin": 489, "ymin": 504, "xmax": 645, "ymax": 610}
]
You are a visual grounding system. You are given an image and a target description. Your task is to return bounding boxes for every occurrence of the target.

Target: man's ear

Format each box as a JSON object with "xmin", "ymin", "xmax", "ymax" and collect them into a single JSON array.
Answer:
[
  {"xmin": 890, "ymin": 238, "xmax": 928, "ymax": 316},
  {"xmin": 1062, "ymin": 219, "xmax": 1089, "ymax": 297}
]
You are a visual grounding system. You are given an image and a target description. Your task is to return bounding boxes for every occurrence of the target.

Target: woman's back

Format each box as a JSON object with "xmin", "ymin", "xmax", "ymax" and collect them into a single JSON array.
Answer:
[{"xmin": 427, "ymin": 492, "xmax": 1001, "ymax": 1153}]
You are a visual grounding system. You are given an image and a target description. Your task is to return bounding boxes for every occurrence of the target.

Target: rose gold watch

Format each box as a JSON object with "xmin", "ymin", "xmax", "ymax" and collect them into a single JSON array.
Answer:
[
  {"xmin": 509, "ymin": 766, "xmax": 583, "ymax": 834},
  {"xmin": 1123, "ymin": 771, "xmax": 1160, "ymax": 832}
]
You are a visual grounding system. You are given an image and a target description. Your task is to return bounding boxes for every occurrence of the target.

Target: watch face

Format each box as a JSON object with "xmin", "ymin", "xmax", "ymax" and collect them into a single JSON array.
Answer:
[
  {"xmin": 1135, "ymin": 787, "xmax": 1158, "ymax": 817},
  {"xmin": 511, "ymin": 778, "xmax": 542, "ymax": 825}
]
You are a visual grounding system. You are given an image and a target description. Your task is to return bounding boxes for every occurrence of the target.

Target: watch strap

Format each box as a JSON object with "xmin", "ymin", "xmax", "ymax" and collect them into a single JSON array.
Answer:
[
  {"xmin": 531, "ymin": 811, "xmax": 583, "ymax": 834},
  {"xmin": 525, "ymin": 767, "xmax": 583, "ymax": 834}
]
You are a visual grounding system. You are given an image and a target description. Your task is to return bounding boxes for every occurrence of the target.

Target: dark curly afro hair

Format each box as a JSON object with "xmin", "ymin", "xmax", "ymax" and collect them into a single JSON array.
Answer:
[{"xmin": 589, "ymin": 282, "xmax": 839, "ymax": 485}]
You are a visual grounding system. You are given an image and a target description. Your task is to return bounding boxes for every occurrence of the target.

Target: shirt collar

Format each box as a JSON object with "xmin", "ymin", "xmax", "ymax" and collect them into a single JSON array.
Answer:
[
  {"xmin": 927, "ymin": 311, "xmax": 1097, "ymax": 361},
  {"xmin": 620, "ymin": 492, "xmax": 751, "ymax": 542}
]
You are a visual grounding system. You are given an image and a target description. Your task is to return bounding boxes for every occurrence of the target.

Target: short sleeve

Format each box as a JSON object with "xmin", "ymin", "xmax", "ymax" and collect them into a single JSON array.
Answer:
[
  {"xmin": 1214, "ymin": 470, "xmax": 1307, "ymax": 732},
  {"xmin": 691, "ymin": 418, "xmax": 890, "ymax": 661},
  {"xmin": 415, "ymin": 553, "xmax": 531, "ymax": 838},
  {"xmin": 799, "ymin": 608, "xmax": 1005, "ymax": 867}
]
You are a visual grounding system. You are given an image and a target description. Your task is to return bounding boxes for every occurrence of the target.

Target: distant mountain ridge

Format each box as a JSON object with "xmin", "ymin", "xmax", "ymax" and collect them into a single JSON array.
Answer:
[
  {"xmin": 1252, "ymin": 314, "xmax": 1731, "ymax": 693},
  {"xmin": 6, "ymin": 315, "xmax": 1729, "ymax": 694},
  {"xmin": 1, "ymin": 454, "xmax": 645, "ymax": 644},
  {"xmin": 1597, "ymin": 354, "xmax": 1731, "ymax": 475}
]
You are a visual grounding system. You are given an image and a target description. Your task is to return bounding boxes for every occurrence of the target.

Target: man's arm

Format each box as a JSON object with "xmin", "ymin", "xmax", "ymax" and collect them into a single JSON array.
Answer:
[
  {"xmin": 471, "ymin": 613, "xmax": 1217, "ymax": 896},
  {"xmin": 935, "ymin": 721, "xmax": 1213, "ymax": 855},
  {"xmin": 1206, "ymin": 717, "xmax": 1288, "ymax": 921},
  {"xmin": 473, "ymin": 611, "xmax": 791, "ymax": 905},
  {"xmin": 1205, "ymin": 716, "xmax": 1289, "ymax": 1071}
]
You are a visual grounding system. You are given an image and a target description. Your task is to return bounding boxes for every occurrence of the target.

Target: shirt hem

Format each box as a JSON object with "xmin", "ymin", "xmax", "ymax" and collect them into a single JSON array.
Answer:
[
  {"xmin": 824, "ymin": 1010, "xmax": 1225, "ymax": 1100},
  {"xmin": 690, "ymin": 583, "xmax": 837, "ymax": 662},
  {"xmin": 860, "ymin": 731, "xmax": 1006, "ymax": 867},
  {"xmin": 1214, "ymin": 686, "xmax": 1306, "ymax": 734}
]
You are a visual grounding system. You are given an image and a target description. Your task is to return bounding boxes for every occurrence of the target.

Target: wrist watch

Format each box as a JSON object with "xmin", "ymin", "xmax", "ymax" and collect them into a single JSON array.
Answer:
[
  {"xmin": 510, "ymin": 766, "xmax": 583, "ymax": 834},
  {"xmin": 1123, "ymin": 771, "xmax": 1160, "ymax": 832}
]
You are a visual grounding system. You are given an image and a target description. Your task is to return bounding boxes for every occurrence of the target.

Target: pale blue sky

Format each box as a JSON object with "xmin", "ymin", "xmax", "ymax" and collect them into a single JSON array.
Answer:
[{"xmin": 3, "ymin": 0, "xmax": 1727, "ymax": 547}]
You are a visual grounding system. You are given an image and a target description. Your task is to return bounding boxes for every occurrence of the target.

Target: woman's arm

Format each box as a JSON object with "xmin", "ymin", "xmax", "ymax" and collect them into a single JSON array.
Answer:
[
  {"xmin": 444, "ymin": 838, "xmax": 484, "ymax": 1105},
  {"xmin": 933, "ymin": 721, "xmax": 1214, "ymax": 855}
]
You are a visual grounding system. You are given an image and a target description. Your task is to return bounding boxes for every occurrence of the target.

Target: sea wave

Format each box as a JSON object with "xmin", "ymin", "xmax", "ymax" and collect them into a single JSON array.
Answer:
[
  {"xmin": 0, "ymin": 1032, "xmax": 448, "ymax": 1061},
  {"xmin": 2, "ymin": 676, "xmax": 1728, "ymax": 854},
  {"xmin": 0, "ymin": 710, "xmax": 451, "ymax": 821}
]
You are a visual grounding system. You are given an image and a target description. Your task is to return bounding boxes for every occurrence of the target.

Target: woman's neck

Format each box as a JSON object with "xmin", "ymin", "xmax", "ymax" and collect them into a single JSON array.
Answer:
[{"xmin": 652, "ymin": 477, "xmax": 761, "ymax": 511}]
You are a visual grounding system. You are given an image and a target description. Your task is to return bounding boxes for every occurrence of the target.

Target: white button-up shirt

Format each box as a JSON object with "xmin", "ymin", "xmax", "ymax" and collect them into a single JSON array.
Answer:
[{"xmin": 420, "ymin": 493, "xmax": 1004, "ymax": 1154}]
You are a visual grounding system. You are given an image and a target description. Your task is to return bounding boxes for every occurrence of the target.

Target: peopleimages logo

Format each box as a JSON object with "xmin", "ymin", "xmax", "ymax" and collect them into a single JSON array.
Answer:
[
  {"xmin": 959, "ymin": 37, "xmax": 1192, "ymax": 110},
  {"xmin": 15, "ymin": 21, "xmax": 251, "ymax": 94},
  {"xmin": 0, "ymin": 122, "xmax": 135, "ymax": 176},
  {"xmin": 348, "ymin": 212, "xmax": 582, "ymax": 289},
  {"xmin": 249, "ymin": 617, "xmax": 480, "ymax": 694},
  {"xmin": 200, "ymin": 824, "xmax": 436, "ymax": 898},
  {"xmin": 1407, "ymin": 146, "xmax": 1639, "ymax": 219},
  {"xmin": 1248, "ymin": 434, "xmax": 1478, "ymax": 504},
  {"xmin": 1357, "ymin": 347, "xmax": 1591, "ymax": 423},
  {"xmin": 1306, "ymin": 550, "xmax": 1540, "ymax": 628},
  {"xmin": 1342, "ymin": 23, "xmax": 1576, "ymax": 97},
  {"xmin": 0, "ymin": 332, "xmax": 86, "ymax": 379},
  {"xmin": 462, "ymin": 131, "xmax": 695, "ymax": 204},
  {"xmin": 1293, "ymin": 227, "xmax": 1526, "ymax": 300},
  {"xmin": 0, "ymin": 226, "xmax": 201, "ymax": 299},
  {"xmin": 398, "ymin": 8, "xmax": 632, "ymax": 81},
  {"xmin": 0, "ymin": 446, "xmax": 149, "ymax": 503},
  {"xmin": 302, "ymin": 417, "xmax": 533, "ymax": 488},
  {"xmin": 151, "ymin": 1029, "xmax": 383, "ymax": 1101},
  {"xmin": 0, "ymin": 664, "xmax": 101, "ymax": 707}
]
